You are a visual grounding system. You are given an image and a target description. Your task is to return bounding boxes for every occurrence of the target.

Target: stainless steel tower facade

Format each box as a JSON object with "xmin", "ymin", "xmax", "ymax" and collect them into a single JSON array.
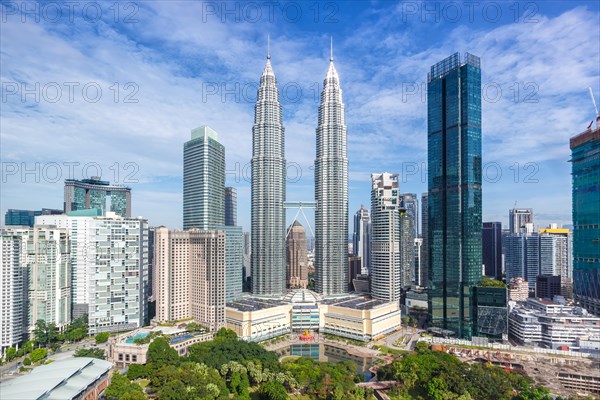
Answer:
[
  {"xmin": 251, "ymin": 50, "xmax": 286, "ymax": 296},
  {"xmin": 315, "ymin": 45, "xmax": 348, "ymax": 296}
]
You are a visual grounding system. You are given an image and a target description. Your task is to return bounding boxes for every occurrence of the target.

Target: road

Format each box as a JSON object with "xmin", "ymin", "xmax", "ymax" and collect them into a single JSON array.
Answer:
[{"xmin": 0, "ymin": 339, "xmax": 109, "ymax": 382}]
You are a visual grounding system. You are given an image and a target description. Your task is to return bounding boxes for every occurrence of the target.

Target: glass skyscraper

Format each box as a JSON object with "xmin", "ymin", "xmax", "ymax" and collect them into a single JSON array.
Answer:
[
  {"xmin": 352, "ymin": 206, "xmax": 371, "ymax": 275},
  {"xmin": 427, "ymin": 53, "xmax": 482, "ymax": 339},
  {"xmin": 64, "ymin": 178, "xmax": 131, "ymax": 217},
  {"xmin": 224, "ymin": 187, "xmax": 237, "ymax": 226},
  {"xmin": 315, "ymin": 46, "xmax": 348, "ymax": 296},
  {"xmin": 217, "ymin": 225, "xmax": 243, "ymax": 302},
  {"xmin": 4, "ymin": 209, "xmax": 62, "ymax": 227},
  {"xmin": 251, "ymin": 49, "xmax": 286, "ymax": 296},
  {"xmin": 570, "ymin": 126, "xmax": 599, "ymax": 315},
  {"xmin": 183, "ymin": 126, "xmax": 225, "ymax": 230},
  {"xmin": 482, "ymin": 222, "xmax": 502, "ymax": 280}
]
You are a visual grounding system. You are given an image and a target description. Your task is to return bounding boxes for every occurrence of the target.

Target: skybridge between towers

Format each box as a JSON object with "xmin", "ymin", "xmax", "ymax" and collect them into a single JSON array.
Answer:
[{"xmin": 284, "ymin": 201, "xmax": 315, "ymax": 239}]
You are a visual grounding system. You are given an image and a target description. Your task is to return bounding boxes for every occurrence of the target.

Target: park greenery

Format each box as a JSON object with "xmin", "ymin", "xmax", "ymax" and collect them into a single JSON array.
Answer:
[
  {"xmin": 74, "ymin": 347, "xmax": 106, "ymax": 359},
  {"xmin": 95, "ymin": 332, "xmax": 110, "ymax": 344},
  {"xmin": 481, "ymin": 276, "xmax": 507, "ymax": 288},
  {"xmin": 378, "ymin": 342, "xmax": 554, "ymax": 400},
  {"xmin": 104, "ymin": 328, "xmax": 374, "ymax": 400}
]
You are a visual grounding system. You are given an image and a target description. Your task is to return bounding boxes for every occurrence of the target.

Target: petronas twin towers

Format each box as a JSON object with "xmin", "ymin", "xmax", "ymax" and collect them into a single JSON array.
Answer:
[{"xmin": 251, "ymin": 39, "xmax": 348, "ymax": 297}]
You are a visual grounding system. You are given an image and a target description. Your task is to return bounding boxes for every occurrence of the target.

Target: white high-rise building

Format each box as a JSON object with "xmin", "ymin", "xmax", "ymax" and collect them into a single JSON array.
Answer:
[
  {"xmin": 155, "ymin": 227, "xmax": 226, "ymax": 330},
  {"xmin": 509, "ymin": 208, "xmax": 533, "ymax": 234},
  {"xmin": 251, "ymin": 41, "xmax": 286, "ymax": 296},
  {"xmin": 371, "ymin": 173, "xmax": 403, "ymax": 302},
  {"xmin": 315, "ymin": 41, "xmax": 348, "ymax": 296},
  {"xmin": 36, "ymin": 213, "xmax": 95, "ymax": 318},
  {"xmin": 352, "ymin": 206, "xmax": 371, "ymax": 275},
  {"xmin": 2, "ymin": 226, "xmax": 71, "ymax": 333},
  {"xmin": 0, "ymin": 232, "xmax": 26, "ymax": 356},
  {"xmin": 505, "ymin": 229, "xmax": 570, "ymax": 294},
  {"xmin": 38, "ymin": 211, "xmax": 149, "ymax": 334}
]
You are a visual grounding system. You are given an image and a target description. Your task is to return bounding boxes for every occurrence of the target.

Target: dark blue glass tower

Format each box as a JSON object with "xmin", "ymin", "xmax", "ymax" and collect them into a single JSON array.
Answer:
[
  {"xmin": 570, "ymin": 126, "xmax": 599, "ymax": 315},
  {"xmin": 427, "ymin": 53, "xmax": 482, "ymax": 339}
]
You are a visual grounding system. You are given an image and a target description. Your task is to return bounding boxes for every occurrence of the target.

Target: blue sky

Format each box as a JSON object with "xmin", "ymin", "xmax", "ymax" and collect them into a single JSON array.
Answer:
[{"xmin": 1, "ymin": 0, "xmax": 599, "ymax": 234}]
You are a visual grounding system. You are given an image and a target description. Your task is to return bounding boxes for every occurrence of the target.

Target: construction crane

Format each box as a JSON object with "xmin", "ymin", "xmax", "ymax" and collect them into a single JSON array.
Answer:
[{"xmin": 588, "ymin": 87, "xmax": 600, "ymax": 130}]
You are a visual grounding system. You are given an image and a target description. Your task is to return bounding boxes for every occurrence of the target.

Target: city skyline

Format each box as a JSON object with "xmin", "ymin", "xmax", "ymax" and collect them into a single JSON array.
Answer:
[{"xmin": 3, "ymin": 2, "xmax": 599, "ymax": 233}]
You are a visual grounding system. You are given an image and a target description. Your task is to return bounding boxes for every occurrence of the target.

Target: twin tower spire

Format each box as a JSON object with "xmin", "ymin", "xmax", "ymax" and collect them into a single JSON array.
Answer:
[{"xmin": 251, "ymin": 36, "xmax": 348, "ymax": 297}]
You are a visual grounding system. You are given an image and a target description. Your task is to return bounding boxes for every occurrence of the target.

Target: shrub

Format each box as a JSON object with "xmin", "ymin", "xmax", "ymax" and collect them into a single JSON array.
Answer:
[
  {"xmin": 30, "ymin": 348, "xmax": 48, "ymax": 363},
  {"xmin": 95, "ymin": 332, "xmax": 110, "ymax": 344}
]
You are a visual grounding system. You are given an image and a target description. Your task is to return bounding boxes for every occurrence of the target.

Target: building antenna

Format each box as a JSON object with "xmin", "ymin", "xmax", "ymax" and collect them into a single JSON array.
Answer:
[
  {"xmin": 267, "ymin": 33, "xmax": 270, "ymax": 60},
  {"xmin": 589, "ymin": 87, "xmax": 599, "ymax": 129},
  {"xmin": 330, "ymin": 36, "xmax": 333, "ymax": 62},
  {"xmin": 589, "ymin": 87, "xmax": 599, "ymax": 116}
]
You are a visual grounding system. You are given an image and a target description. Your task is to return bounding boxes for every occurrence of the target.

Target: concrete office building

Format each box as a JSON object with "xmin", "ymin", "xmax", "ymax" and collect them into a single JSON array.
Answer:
[
  {"xmin": 155, "ymin": 227, "xmax": 226, "ymax": 330},
  {"xmin": 286, "ymin": 221, "xmax": 308, "ymax": 289},
  {"xmin": 508, "ymin": 299, "xmax": 600, "ymax": 350},
  {"xmin": 370, "ymin": 173, "xmax": 402, "ymax": 302},
  {"xmin": 509, "ymin": 208, "xmax": 533, "ymax": 234}
]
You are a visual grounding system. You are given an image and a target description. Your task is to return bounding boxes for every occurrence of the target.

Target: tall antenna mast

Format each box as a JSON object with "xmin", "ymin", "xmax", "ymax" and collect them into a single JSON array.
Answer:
[{"xmin": 589, "ymin": 87, "xmax": 600, "ymax": 129}]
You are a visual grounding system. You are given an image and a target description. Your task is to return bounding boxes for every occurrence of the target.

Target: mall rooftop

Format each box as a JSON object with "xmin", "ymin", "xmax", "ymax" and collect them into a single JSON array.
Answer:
[{"xmin": 0, "ymin": 357, "xmax": 112, "ymax": 400}]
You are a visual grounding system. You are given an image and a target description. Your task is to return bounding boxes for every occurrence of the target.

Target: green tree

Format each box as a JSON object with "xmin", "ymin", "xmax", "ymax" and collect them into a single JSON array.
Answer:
[
  {"xmin": 185, "ymin": 322, "xmax": 207, "ymax": 332},
  {"xmin": 95, "ymin": 332, "xmax": 110, "ymax": 344},
  {"xmin": 32, "ymin": 320, "xmax": 59, "ymax": 347},
  {"xmin": 119, "ymin": 391, "xmax": 147, "ymax": 400},
  {"xmin": 214, "ymin": 327, "xmax": 238, "ymax": 340},
  {"xmin": 17, "ymin": 341, "xmax": 34, "ymax": 357},
  {"xmin": 63, "ymin": 315, "xmax": 88, "ymax": 342},
  {"xmin": 74, "ymin": 347, "xmax": 106, "ymax": 359},
  {"xmin": 23, "ymin": 357, "xmax": 31, "ymax": 366},
  {"xmin": 160, "ymin": 379, "xmax": 189, "ymax": 400},
  {"xmin": 30, "ymin": 348, "xmax": 48, "ymax": 362},
  {"xmin": 5, "ymin": 347, "xmax": 16, "ymax": 362},
  {"xmin": 481, "ymin": 276, "xmax": 506, "ymax": 288},
  {"xmin": 104, "ymin": 373, "xmax": 143, "ymax": 400},
  {"xmin": 259, "ymin": 381, "xmax": 288, "ymax": 400},
  {"xmin": 147, "ymin": 337, "xmax": 178, "ymax": 366},
  {"xmin": 127, "ymin": 363, "xmax": 148, "ymax": 380}
]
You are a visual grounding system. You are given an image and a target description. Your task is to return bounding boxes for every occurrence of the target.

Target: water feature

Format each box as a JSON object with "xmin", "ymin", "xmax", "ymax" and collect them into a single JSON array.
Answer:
[
  {"xmin": 275, "ymin": 343, "xmax": 376, "ymax": 381},
  {"xmin": 125, "ymin": 332, "xmax": 149, "ymax": 344}
]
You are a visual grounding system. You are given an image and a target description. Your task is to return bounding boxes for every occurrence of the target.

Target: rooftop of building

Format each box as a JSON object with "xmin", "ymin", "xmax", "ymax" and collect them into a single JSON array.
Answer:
[
  {"xmin": 227, "ymin": 297, "xmax": 289, "ymax": 312},
  {"xmin": 511, "ymin": 299, "xmax": 598, "ymax": 320},
  {"xmin": 227, "ymin": 291, "xmax": 391, "ymax": 311},
  {"xmin": 65, "ymin": 177, "xmax": 130, "ymax": 189},
  {"xmin": 570, "ymin": 125, "xmax": 599, "ymax": 149},
  {"xmin": 0, "ymin": 357, "xmax": 112, "ymax": 400},
  {"xmin": 321, "ymin": 296, "xmax": 388, "ymax": 310}
]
